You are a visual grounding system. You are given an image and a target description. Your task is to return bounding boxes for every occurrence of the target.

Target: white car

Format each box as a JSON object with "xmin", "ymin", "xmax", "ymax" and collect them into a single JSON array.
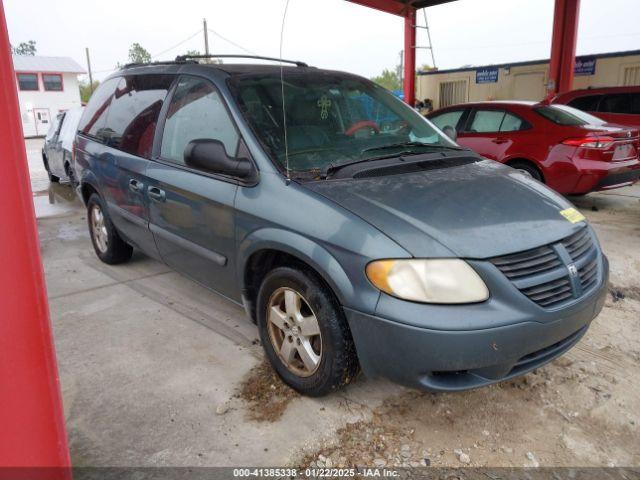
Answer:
[{"xmin": 42, "ymin": 106, "xmax": 84, "ymax": 184}]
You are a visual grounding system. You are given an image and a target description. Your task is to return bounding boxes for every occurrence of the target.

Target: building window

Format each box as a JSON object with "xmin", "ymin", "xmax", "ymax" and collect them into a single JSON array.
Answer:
[
  {"xmin": 17, "ymin": 73, "xmax": 39, "ymax": 91},
  {"xmin": 439, "ymin": 80, "xmax": 467, "ymax": 108},
  {"xmin": 623, "ymin": 66, "xmax": 640, "ymax": 86},
  {"xmin": 43, "ymin": 74, "xmax": 63, "ymax": 91}
]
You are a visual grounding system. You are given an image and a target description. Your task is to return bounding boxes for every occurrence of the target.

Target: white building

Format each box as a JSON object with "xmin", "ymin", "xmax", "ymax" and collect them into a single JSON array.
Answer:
[{"xmin": 13, "ymin": 55, "xmax": 86, "ymax": 137}]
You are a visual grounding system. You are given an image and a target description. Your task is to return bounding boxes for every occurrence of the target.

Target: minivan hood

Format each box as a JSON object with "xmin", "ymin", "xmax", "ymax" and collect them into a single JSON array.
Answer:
[{"xmin": 305, "ymin": 159, "xmax": 581, "ymax": 259}]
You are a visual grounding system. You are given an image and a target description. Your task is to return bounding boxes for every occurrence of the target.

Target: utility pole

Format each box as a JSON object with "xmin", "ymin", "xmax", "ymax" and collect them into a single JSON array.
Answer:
[
  {"xmin": 203, "ymin": 18, "xmax": 210, "ymax": 55},
  {"xmin": 85, "ymin": 47, "xmax": 94, "ymax": 94}
]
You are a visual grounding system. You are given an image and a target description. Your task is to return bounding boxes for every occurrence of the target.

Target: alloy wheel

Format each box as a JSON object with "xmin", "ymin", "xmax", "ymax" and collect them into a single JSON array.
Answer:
[
  {"xmin": 90, "ymin": 205, "xmax": 108, "ymax": 253},
  {"xmin": 267, "ymin": 287, "xmax": 322, "ymax": 377}
]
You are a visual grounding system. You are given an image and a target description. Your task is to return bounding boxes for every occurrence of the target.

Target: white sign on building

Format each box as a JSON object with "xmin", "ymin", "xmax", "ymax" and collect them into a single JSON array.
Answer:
[{"xmin": 12, "ymin": 55, "xmax": 86, "ymax": 137}]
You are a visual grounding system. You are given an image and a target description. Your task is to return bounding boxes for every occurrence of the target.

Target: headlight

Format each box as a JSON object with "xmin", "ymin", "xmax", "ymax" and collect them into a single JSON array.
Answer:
[{"xmin": 366, "ymin": 259, "xmax": 489, "ymax": 304}]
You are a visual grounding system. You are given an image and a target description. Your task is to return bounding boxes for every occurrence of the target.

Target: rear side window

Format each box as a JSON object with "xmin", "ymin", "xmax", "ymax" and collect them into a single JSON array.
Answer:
[
  {"xmin": 567, "ymin": 94, "xmax": 601, "ymax": 112},
  {"xmin": 499, "ymin": 113, "xmax": 524, "ymax": 132},
  {"xmin": 468, "ymin": 110, "xmax": 504, "ymax": 132},
  {"xmin": 160, "ymin": 76, "xmax": 239, "ymax": 166},
  {"xmin": 102, "ymin": 74, "xmax": 174, "ymax": 158},
  {"xmin": 430, "ymin": 110, "xmax": 464, "ymax": 131},
  {"xmin": 78, "ymin": 78, "xmax": 119, "ymax": 141},
  {"xmin": 535, "ymin": 104, "xmax": 605, "ymax": 126},
  {"xmin": 599, "ymin": 94, "xmax": 640, "ymax": 115}
]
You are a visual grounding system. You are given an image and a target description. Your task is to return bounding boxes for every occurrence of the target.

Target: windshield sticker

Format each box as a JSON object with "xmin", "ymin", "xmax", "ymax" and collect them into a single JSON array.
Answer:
[
  {"xmin": 317, "ymin": 96, "xmax": 331, "ymax": 120},
  {"xmin": 559, "ymin": 208, "xmax": 586, "ymax": 224}
]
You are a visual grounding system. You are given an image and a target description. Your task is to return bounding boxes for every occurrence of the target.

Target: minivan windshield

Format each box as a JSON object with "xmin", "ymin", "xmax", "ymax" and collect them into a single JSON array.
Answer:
[
  {"xmin": 229, "ymin": 71, "xmax": 458, "ymax": 174},
  {"xmin": 535, "ymin": 104, "xmax": 606, "ymax": 126}
]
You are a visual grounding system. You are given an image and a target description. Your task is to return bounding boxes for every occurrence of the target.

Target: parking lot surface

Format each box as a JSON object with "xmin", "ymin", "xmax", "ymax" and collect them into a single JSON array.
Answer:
[{"xmin": 28, "ymin": 138, "xmax": 640, "ymax": 467}]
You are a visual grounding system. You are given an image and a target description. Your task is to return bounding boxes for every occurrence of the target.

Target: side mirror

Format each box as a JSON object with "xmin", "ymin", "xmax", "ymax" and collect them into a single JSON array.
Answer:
[
  {"xmin": 184, "ymin": 139, "xmax": 256, "ymax": 182},
  {"xmin": 442, "ymin": 125, "xmax": 458, "ymax": 142}
]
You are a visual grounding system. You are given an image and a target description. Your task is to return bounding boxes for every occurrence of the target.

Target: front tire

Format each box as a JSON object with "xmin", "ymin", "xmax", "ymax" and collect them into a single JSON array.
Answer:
[
  {"xmin": 509, "ymin": 160, "xmax": 543, "ymax": 182},
  {"xmin": 87, "ymin": 193, "xmax": 133, "ymax": 265},
  {"xmin": 256, "ymin": 266, "xmax": 359, "ymax": 397}
]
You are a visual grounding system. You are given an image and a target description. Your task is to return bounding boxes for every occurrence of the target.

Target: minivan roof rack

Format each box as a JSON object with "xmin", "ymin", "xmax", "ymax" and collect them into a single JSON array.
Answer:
[
  {"xmin": 120, "ymin": 59, "xmax": 197, "ymax": 70},
  {"xmin": 174, "ymin": 54, "xmax": 309, "ymax": 68}
]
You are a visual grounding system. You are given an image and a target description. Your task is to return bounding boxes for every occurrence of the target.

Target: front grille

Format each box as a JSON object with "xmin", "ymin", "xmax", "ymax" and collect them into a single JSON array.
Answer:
[
  {"xmin": 562, "ymin": 227, "xmax": 594, "ymax": 261},
  {"xmin": 520, "ymin": 276, "xmax": 573, "ymax": 308},
  {"xmin": 490, "ymin": 227, "xmax": 600, "ymax": 309},
  {"xmin": 491, "ymin": 245, "xmax": 561, "ymax": 279}
]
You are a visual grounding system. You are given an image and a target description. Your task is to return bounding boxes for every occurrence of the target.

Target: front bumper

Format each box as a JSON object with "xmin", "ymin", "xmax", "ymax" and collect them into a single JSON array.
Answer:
[{"xmin": 345, "ymin": 256, "xmax": 608, "ymax": 392}]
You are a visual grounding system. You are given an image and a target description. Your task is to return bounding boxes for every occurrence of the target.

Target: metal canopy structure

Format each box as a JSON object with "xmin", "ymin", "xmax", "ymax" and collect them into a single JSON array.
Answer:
[{"xmin": 348, "ymin": 0, "xmax": 581, "ymax": 106}]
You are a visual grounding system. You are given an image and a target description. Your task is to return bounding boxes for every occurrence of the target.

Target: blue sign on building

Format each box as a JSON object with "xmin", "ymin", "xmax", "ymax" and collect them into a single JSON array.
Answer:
[
  {"xmin": 575, "ymin": 57, "xmax": 596, "ymax": 76},
  {"xmin": 476, "ymin": 67, "xmax": 499, "ymax": 84}
]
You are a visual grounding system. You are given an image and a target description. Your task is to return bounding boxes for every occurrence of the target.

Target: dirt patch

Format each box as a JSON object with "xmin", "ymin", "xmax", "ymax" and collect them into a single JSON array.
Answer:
[
  {"xmin": 609, "ymin": 285, "xmax": 640, "ymax": 302},
  {"xmin": 238, "ymin": 359, "xmax": 299, "ymax": 422},
  {"xmin": 298, "ymin": 353, "xmax": 639, "ymax": 468}
]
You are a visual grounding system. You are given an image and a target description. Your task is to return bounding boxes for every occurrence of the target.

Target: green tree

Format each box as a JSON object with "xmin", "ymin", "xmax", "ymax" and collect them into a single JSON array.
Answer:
[
  {"xmin": 79, "ymin": 79, "xmax": 100, "ymax": 103},
  {"xmin": 127, "ymin": 43, "xmax": 151, "ymax": 64},
  {"xmin": 11, "ymin": 40, "xmax": 37, "ymax": 56},
  {"xmin": 370, "ymin": 68, "xmax": 401, "ymax": 91}
]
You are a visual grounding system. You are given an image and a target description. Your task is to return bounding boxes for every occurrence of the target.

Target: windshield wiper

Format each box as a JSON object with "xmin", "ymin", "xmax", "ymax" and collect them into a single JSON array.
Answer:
[
  {"xmin": 321, "ymin": 143, "xmax": 465, "ymax": 178},
  {"xmin": 360, "ymin": 142, "xmax": 464, "ymax": 155}
]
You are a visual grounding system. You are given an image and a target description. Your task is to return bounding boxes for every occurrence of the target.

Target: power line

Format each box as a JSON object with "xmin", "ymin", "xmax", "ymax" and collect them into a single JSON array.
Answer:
[
  {"xmin": 207, "ymin": 28, "xmax": 259, "ymax": 56},
  {"xmin": 151, "ymin": 30, "xmax": 202, "ymax": 59}
]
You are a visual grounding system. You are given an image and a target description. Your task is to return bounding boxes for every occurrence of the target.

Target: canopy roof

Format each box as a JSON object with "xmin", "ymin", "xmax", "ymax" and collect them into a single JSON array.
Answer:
[{"xmin": 346, "ymin": 0, "xmax": 455, "ymax": 16}]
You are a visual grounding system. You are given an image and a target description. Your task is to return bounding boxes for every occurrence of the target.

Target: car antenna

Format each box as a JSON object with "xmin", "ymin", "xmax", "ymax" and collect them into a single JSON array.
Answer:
[{"xmin": 280, "ymin": 0, "xmax": 292, "ymax": 184}]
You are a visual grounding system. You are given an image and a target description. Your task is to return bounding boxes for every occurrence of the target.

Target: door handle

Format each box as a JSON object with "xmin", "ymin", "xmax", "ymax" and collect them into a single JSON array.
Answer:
[
  {"xmin": 492, "ymin": 138, "xmax": 508, "ymax": 144},
  {"xmin": 148, "ymin": 186, "xmax": 166, "ymax": 202},
  {"xmin": 129, "ymin": 179, "xmax": 144, "ymax": 193}
]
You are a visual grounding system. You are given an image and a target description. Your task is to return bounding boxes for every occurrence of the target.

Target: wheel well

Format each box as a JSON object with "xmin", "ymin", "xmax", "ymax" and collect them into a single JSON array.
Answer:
[
  {"xmin": 243, "ymin": 249, "xmax": 332, "ymax": 323},
  {"xmin": 81, "ymin": 183, "xmax": 98, "ymax": 205},
  {"xmin": 506, "ymin": 158, "xmax": 545, "ymax": 182}
]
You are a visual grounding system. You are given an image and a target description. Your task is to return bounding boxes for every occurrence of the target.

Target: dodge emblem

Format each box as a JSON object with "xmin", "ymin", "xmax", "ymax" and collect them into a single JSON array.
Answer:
[{"xmin": 568, "ymin": 264, "xmax": 578, "ymax": 276}]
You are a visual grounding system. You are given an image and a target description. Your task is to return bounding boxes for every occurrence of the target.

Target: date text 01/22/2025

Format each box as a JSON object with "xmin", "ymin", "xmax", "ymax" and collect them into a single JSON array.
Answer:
[{"xmin": 232, "ymin": 468, "xmax": 400, "ymax": 477}]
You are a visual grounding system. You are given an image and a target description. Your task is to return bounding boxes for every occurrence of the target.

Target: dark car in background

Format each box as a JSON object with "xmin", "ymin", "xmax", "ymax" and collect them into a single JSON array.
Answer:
[
  {"xmin": 74, "ymin": 57, "xmax": 608, "ymax": 396},
  {"xmin": 428, "ymin": 101, "xmax": 640, "ymax": 195},
  {"xmin": 552, "ymin": 86, "xmax": 640, "ymax": 130}
]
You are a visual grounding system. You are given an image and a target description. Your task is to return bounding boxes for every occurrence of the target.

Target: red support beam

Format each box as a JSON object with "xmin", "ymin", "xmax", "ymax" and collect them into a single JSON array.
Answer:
[
  {"xmin": 547, "ymin": 0, "xmax": 581, "ymax": 98},
  {"xmin": 0, "ymin": 0, "xmax": 71, "ymax": 476},
  {"xmin": 403, "ymin": 8, "xmax": 417, "ymax": 106}
]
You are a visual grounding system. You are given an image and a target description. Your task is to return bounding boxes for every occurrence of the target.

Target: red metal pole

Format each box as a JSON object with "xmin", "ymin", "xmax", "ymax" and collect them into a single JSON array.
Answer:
[
  {"xmin": 0, "ymin": 0, "xmax": 72, "ymax": 476},
  {"xmin": 547, "ymin": 0, "xmax": 580, "ymax": 99},
  {"xmin": 403, "ymin": 8, "xmax": 416, "ymax": 106}
]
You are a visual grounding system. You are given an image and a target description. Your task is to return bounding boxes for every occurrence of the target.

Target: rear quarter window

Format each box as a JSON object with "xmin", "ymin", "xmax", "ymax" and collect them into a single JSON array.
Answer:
[
  {"xmin": 78, "ymin": 78, "xmax": 120, "ymax": 141},
  {"xmin": 102, "ymin": 74, "xmax": 174, "ymax": 158}
]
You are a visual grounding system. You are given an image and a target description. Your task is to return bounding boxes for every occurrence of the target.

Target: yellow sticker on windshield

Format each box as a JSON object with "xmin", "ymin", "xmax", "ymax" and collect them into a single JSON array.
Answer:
[{"xmin": 560, "ymin": 208, "xmax": 586, "ymax": 224}]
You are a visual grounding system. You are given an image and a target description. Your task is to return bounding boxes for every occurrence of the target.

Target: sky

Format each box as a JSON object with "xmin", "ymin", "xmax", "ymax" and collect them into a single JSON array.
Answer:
[{"xmin": 5, "ymin": 0, "xmax": 640, "ymax": 82}]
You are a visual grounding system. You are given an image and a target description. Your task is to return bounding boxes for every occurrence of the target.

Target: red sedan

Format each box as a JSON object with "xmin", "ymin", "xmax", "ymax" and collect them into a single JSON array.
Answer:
[{"xmin": 427, "ymin": 101, "xmax": 640, "ymax": 195}]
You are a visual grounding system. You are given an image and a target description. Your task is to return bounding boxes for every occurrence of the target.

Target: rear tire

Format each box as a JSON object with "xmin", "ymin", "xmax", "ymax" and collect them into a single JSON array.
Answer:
[
  {"xmin": 509, "ymin": 160, "xmax": 543, "ymax": 182},
  {"xmin": 256, "ymin": 266, "xmax": 359, "ymax": 397},
  {"xmin": 87, "ymin": 193, "xmax": 133, "ymax": 265}
]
